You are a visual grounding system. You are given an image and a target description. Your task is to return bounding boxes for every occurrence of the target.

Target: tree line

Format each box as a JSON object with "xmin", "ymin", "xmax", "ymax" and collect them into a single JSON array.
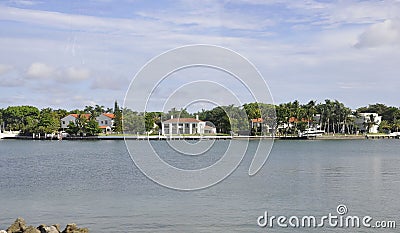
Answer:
[
  {"xmin": 1, "ymin": 100, "xmax": 399, "ymax": 136},
  {"xmin": 122, "ymin": 100, "xmax": 400, "ymax": 135},
  {"xmin": 0, "ymin": 101, "xmax": 123, "ymax": 136}
]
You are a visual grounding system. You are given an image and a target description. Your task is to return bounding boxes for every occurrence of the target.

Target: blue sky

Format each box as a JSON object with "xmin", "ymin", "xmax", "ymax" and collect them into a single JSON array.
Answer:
[{"xmin": 0, "ymin": 0, "xmax": 399, "ymax": 111}]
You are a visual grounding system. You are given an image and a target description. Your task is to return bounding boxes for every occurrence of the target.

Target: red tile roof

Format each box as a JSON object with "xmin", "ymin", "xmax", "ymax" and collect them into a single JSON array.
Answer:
[
  {"xmin": 162, "ymin": 118, "xmax": 203, "ymax": 123},
  {"xmin": 251, "ymin": 118, "xmax": 264, "ymax": 123},
  {"xmin": 70, "ymin": 114, "xmax": 91, "ymax": 119},
  {"xmin": 102, "ymin": 113, "xmax": 115, "ymax": 119},
  {"xmin": 68, "ymin": 113, "xmax": 115, "ymax": 119},
  {"xmin": 289, "ymin": 117, "xmax": 311, "ymax": 123}
]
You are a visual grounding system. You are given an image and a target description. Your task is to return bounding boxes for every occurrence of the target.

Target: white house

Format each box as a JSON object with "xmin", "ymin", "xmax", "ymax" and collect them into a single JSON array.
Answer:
[
  {"xmin": 60, "ymin": 114, "xmax": 91, "ymax": 130},
  {"xmin": 161, "ymin": 116, "xmax": 216, "ymax": 135},
  {"xmin": 60, "ymin": 113, "xmax": 115, "ymax": 133},
  {"xmin": 354, "ymin": 112, "xmax": 382, "ymax": 133},
  {"xmin": 97, "ymin": 113, "xmax": 115, "ymax": 133}
]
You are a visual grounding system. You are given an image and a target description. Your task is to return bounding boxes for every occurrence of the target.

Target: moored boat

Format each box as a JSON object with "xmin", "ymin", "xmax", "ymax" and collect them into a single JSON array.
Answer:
[{"xmin": 300, "ymin": 128, "xmax": 325, "ymax": 138}]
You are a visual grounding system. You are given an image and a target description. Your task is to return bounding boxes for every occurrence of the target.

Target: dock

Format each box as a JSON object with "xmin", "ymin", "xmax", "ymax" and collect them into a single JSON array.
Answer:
[{"xmin": 366, "ymin": 134, "xmax": 400, "ymax": 139}]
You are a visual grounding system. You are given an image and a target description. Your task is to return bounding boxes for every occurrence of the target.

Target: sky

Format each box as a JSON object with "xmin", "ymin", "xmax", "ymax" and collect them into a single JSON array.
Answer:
[{"xmin": 0, "ymin": 0, "xmax": 400, "ymax": 111}]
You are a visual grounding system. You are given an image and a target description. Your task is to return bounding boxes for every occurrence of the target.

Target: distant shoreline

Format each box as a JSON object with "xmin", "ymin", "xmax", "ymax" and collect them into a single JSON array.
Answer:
[{"xmin": 2, "ymin": 134, "xmax": 398, "ymax": 141}]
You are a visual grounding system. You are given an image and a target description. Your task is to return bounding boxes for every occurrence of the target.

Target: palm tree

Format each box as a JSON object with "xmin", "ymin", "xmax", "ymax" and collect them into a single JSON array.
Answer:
[
  {"xmin": 363, "ymin": 114, "xmax": 377, "ymax": 133},
  {"xmin": 393, "ymin": 119, "xmax": 400, "ymax": 132},
  {"xmin": 84, "ymin": 105, "xmax": 94, "ymax": 113},
  {"xmin": 95, "ymin": 104, "xmax": 105, "ymax": 114},
  {"xmin": 318, "ymin": 99, "xmax": 333, "ymax": 134},
  {"xmin": 304, "ymin": 100, "xmax": 316, "ymax": 128}
]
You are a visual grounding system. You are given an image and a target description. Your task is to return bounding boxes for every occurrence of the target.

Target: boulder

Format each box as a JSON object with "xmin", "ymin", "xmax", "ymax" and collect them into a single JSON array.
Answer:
[
  {"xmin": 6, "ymin": 217, "xmax": 26, "ymax": 233},
  {"xmin": 24, "ymin": 226, "xmax": 40, "ymax": 233},
  {"xmin": 37, "ymin": 225, "xmax": 60, "ymax": 233},
  {"xmin": 61, "ymin": 224, "xmax": 88, "ymax": 233}
]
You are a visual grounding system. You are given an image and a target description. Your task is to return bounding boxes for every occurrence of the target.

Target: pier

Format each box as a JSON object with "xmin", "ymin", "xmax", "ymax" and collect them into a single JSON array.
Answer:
[{"xmin": 366, "ymin": 134, "xmax": 400, "ymax": 139}]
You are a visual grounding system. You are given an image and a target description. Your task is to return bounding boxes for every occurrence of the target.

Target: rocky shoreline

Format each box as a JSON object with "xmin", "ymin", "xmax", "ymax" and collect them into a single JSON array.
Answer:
[{"xmin": 0, "ymin": 218, "xmax": 88, "ymax": 233}]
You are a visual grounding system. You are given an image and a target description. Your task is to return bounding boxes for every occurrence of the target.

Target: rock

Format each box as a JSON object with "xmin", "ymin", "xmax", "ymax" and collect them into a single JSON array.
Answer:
[
  {"xmin": 7, "ymin": 217, "xmax": 27, "ymax": 233},
  {"xmin": 0, "ymin": 230, "xmax": 7, "ymax": 233},
  {"xmin": 52, "ymin": 225, "xmax": 61, "ymax": 233},
  {"xmin": 37, "ymin": 225, "xmax": 60, "ymax": 233},
  {"xmin": 61, "ymin": 224, "xmax": 88, "ymax": 233},
  {"xmin": 24, "ymin": 226, "xmax": 40, "ymax": 233}
]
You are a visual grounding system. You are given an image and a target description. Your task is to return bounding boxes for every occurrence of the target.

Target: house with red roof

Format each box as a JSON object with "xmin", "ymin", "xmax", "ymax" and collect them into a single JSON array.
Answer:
[
  {"xmin": 97, "ymin": 113, "xmax": 115, "ymax": 133},
  {"xmin": 61, "ymin": 113, "xmax": 115, "ymax": 133}
]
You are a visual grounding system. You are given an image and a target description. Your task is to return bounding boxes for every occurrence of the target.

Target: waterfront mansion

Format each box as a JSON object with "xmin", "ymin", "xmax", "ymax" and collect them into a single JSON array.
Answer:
[
  {"xmin": 61, "ymin": 113, "xmax": 115, "ymax": 133},
  {"xmin": 161, "ymin": 116, "xmax": 216, "ymax": 135}
]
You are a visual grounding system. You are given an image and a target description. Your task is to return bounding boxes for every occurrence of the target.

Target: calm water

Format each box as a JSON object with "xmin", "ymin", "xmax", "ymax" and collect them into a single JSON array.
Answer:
[{"xmin": 0, "ymin": 139, "xmax": 399, "ymax": 232}]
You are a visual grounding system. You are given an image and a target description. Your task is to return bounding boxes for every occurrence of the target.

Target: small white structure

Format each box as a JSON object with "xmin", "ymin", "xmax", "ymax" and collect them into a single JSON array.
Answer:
[
  {"xmin": 161, "ymin": 116, "xmax": 215, "ymax": 135},
  {"xmin": 354, "ymin": 113, "xmax": 382, "ymax": 133}
]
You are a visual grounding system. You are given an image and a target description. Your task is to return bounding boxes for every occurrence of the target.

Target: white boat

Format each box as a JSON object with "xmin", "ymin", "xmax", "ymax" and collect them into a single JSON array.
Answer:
[
  {"xmin": 300, "ymin": 128, "xmax": 325, "ymax": 137},
  {"xmin": 0, "ymin": 131, "xmax": 19, "ymax": 139},
  {"xmin": 389, "ymin": 132, "xmax": 400, "ymax": 137},
  {"xmin": 0, "ymin": 123, "xmax": 20, "ymax": 139}
]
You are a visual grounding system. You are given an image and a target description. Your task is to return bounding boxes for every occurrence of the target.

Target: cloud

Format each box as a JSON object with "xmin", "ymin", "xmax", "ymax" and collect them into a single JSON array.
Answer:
[
  {"xmin": 26, "ymin": 62, "xmax": 55, "ymax": 79},
  {"xmin": 0, "ymin": 5, "xmax": 163, "ymax": 35},
  {"xmin": 355, "ymin": 20, "xmax": 400, "ymax": 48},
  {"xmin": 0, "ymin": 76, "xmax": 24, "ymax": 87},
  {"xmin": 234, "ymin": 0, "xmax": 400, "ymax": 29},
  {"xmin": 25, "ymin": 62, "xmax": 91, "ymax": 84},
  {"xmin": 8, "ymin": 0, "xmax": 41, "ymax": 6},
  {"xmin": 91, "ymin": 75, "xmax": 130, "ymax": 90},
  {"xmin": 0, "ymin": 64, "xmax": 13, "ymax": 75},
  {"xmin": 1, "ymin": 1, "xmax": 400, "ymax": 110},
  {"xmin": 64, "ymin": 67, "xmax": 90, "ymax": 81}
]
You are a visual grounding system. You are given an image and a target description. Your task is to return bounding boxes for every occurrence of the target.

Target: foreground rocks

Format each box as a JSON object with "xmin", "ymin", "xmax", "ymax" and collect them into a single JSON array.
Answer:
[{"xmin": 1, "ymin": 218, "xmax": 88, "ymax": 233}]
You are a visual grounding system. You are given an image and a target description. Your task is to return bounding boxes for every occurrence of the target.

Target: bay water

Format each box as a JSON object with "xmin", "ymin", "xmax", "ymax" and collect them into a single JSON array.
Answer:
[{"xmin": 0, "ymin": 139, "xmax": 399, "ymax": 232}]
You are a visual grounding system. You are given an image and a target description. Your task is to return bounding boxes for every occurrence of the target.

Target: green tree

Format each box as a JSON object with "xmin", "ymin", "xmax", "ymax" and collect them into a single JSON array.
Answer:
[
  {"xmin": 363, "ymin": 114, "xmax": 378, "ymax": 133},
  {"xmin": 2, "ymin": 106, "xmax": 40, "ymax": 134},
  {"xmin": 243, "ymin": 103, "xmax": 262, "ymax": 120},
  {"xmin": 70, "ymin": 114, "xmax": 88, "ymax": 136},
  {"xmin": 65, "ymin": 121, "xmax": 79, "ymax": 135},
  {"xmin": 392, "ymin": 119, "xmax": 400, "ymax": 132},
  {"xmin": 0, "ymin": 108, "xmax": 4, "ymax": 130},
  {"xmin": 113, "ymin": 101, "xmax": 123, "ymax": 133},
  {"xmin": 144, "ymin": 112, "xmax": 161, "ymax": 134},
  {"xmin": 85, "ymin": 118, "xmax": 101, "ymax": 136},
  {"xmin": 164, "ymin": 108, "xmax": 192, "ymax": 120},
  {"xmin": 144, "ymin": 112, "xmax": 154, "ymax": 133},
  {"xmin": 379, "ymin": 120, "xmax": 391, "ymax": 133},
  {"xmin": 203, "ymin": 106, "xmax": 231, "ymax": 134},
  {"xmin": 94, "ymin": 104, "xmax": 105, "ymax": 115},
  {"xmin": 55, "ymin": 109, "xmax": 68, "ymax": 119},
  {"xmin": 38, "ymin": 108, "xmax": 60, "ymax": 134},
  {"xmin": 122, "ymin": 108, "xmax": 145, "ymax": 134},
  {"xmin": 84, "ymin": 105, "xmax": 94, "ymax": 114}
]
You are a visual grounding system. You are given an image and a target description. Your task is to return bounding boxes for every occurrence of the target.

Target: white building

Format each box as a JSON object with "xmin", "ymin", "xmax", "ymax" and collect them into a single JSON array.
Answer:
[
  {"xmin": 354, "ymin": 112, "xmax": 382, "ymax": 134},
  {"xmin": 161, "ymin": 116, "xmax": 216, "ymax": 135},
  {"xmin": 97, "ymin": 113, "xmax": 115, "ymax": 133},
  {"xmin": 60, "ymin": 114, "xmax": 91, "ymax": 129},
  {"xmin": 60, "ymin": 113, "xmax": 115, "ymax": 133}
]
